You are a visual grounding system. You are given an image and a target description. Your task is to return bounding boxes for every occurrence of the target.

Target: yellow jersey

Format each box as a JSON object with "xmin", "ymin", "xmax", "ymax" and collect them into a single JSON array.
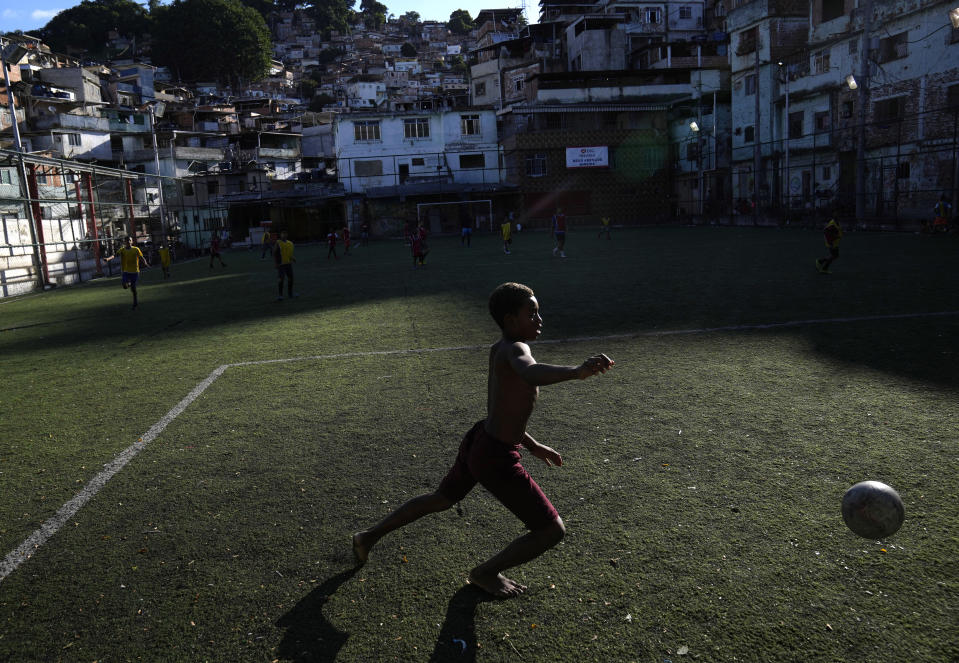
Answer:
[
  {"xmin": 501, "ymin": 222, "xmax": 511, "ymax": 241},
  {"xmin": 119, "ymin": 246, "xmax": 144, "ymax": 273},
  {"xmin": 158, "ymin": 247, "xmax": 171, "ymax": 267},
  {"xmin": 276, "ymin": 239, "xmax": 295, "ymax": 265}
]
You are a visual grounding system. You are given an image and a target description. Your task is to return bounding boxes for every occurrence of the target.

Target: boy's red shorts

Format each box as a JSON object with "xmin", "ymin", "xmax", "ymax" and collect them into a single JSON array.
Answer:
[{"xmin": 438, "ymin": 420, "xmax": 559, "ymax": 530}]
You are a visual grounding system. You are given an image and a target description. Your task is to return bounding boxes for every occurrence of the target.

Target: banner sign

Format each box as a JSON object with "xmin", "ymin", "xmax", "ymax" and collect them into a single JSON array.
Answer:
[{"xmin": 566, "ymin": 146, "xmax": 609, "ymax": 169}]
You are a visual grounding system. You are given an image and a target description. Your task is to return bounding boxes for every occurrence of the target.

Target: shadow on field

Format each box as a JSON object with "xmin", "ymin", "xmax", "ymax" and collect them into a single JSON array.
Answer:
[
  {"xmin": 428, "ymin": 584, "xmax": 497, "ymax": 663},
  {"xmin": 4, "ymin": 232, "xmax": 959, "ymax": 389},
  {"xmin": 275, "ymin": 567, "xmax": 358, "ymax": 662}
]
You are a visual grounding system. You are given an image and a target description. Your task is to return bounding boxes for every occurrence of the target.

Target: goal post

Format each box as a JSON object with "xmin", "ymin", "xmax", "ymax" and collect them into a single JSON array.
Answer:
[{"xmin": 416, "ymin": 200, "xmax": 494, "ymax": 233}]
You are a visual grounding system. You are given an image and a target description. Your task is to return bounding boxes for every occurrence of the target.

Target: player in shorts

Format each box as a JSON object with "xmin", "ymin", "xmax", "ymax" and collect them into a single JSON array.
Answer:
[
  {"xmin": 274, "ymin": 230, "xmax": 297, "ymax": 299},
  {"xmin": 816, "ymin": 216, "xmax": 842, "ymax": 274},
  {"xmin": 552, "ymin": 207, "xmax": 567, "ymax": 257},
  {"xmin": 352, "ymin": 282, "xmax": 614, "ymax": 598},
  {"xmin": 106, "ymin": 235, "xmax": 150, "ymax": 308}
]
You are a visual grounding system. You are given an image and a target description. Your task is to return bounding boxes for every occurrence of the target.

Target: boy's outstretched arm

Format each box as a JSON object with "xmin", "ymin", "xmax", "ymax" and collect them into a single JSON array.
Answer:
[
  {"xmin": 508, "ymin": 343, "xmax": 614, "ymax": 386},
  {"xmin": 522, "ymin": 431, "xmax": 562, "ymax": 467}
]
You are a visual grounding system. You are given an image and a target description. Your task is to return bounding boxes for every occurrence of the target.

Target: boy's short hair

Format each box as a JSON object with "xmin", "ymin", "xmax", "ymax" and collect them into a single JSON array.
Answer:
[{"xmin": 489, "ymin": 282, "xmax": 534, "ymax": 329}]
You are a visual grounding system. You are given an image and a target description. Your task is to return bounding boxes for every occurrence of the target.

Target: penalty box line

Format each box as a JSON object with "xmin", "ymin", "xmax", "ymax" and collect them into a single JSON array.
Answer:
[{"xmin": 2, "ymin": 308, "xmax": 957, "ymax": 583}]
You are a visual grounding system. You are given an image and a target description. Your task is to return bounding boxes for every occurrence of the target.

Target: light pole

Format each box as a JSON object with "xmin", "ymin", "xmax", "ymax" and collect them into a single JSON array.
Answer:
[
  {"xmin": 146, "ymin": 103, "xmax": 169, "ymax": 242},
  {"xmin": 1, "ymin": 42, "xmax": 27, "ymax": 152},
  {"xmin": 778, "ymin": 61, "xmax": 790, "ymax": 211},
  {"xmin": 855, "ymin": 0, "xmax": 874, "ymax": 224}
]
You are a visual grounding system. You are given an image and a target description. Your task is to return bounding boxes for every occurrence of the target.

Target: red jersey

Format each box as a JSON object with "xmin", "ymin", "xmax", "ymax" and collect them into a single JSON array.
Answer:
[
  {"xmin": 553, "ymin": 213, "xmax": 567, "ymax": 232},
  {"xmin": 342, "ymin": 228, "xmax": 350, "ymax": 243},
  {"xmin": 327, "ymin": 232, "xmax": 337, "ymax": 246}
]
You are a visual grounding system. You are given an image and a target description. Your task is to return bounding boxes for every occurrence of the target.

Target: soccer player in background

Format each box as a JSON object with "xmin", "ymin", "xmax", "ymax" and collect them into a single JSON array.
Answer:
[
  {"xmin": 552, "ymin": 207, "xmax": 567, "ymax": 257},
  {"xmin": 501, "ymin": 215, "xmax": 512, "ymax": 254},
  {"xmin": 157, "ymin": 242, "xmax": 171, "ymax": 279},
  {"xmin": 274, "ymin": 230, "xmax": 297, "ymax": 300},
  {"xmin": 209, "ymin": 232, "xmax": 227, "ymax": 268},
  {"xmin": 106, "ymin": 235, "xmax": 150, "ymax": 309},
  {"xmin": 816, "ymin": 216, "xmax": 842, "ymax": 274}
]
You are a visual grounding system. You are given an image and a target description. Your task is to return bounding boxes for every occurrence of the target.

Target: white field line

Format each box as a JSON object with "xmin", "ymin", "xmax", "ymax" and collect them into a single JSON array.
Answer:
[{"xmin": 2, "ymin": 308, "xmax": 957, "ymax": 583}]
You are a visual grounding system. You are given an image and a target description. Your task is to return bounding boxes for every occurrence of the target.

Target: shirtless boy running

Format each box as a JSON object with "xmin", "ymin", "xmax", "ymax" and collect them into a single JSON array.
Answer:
[{"xmin": 352, "ymin": 282, "xmax": 614, "ymax": 598}]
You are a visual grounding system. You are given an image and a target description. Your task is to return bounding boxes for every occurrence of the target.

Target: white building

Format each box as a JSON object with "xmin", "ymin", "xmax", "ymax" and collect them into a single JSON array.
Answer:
[
  {"xmin": 333, "ymin": 109, "xmax": 503, "ymax": 195},
  {"xmin": 346, "ymin": 79, "xmax": 387, "ymax": 108}
]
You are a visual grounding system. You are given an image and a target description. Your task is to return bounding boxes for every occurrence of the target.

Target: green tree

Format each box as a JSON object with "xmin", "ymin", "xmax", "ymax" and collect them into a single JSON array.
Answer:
[
  {"xmin": 309, "ymin": 93, "xmax": 337, "ymax": 111},
  {"xmin": 39, "ymin": 0, "xmax": 150, "ymax": 58},
  {"xmin": 237, "ymin": 0, "xmax": 278, "ymax": 20},
  {"xmin": 448, "ymin": 9, "xmax": 473, "ymax": 35},
  {"xmin": 400, "ymin": 42, "xmax": 416, "ymax": 57},
  {"xmin": 307, "ymin": 0, "xmax": 355, "ymax": 37},
  {"xmin": 448, "ymin": 54, "xmax": 467, "ymax": 75},
  {"xmin": 151, "ymin": 0, "xmax": 272, "ymax": 87},
  {"xmin": 359, "ymin": 0, "xmax": 387, "ymax": 30}
]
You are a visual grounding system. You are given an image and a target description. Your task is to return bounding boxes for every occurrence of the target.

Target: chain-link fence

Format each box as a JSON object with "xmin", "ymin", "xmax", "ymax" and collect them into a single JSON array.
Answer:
[{"xmin": 0, "ymin": 149, "xmax": 228, "ymax": 297}]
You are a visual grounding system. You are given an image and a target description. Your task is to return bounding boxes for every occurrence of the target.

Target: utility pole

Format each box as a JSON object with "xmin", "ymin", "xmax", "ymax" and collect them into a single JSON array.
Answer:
[
  {"xmin": 854, "ymin": 0, "xmax": 873, "ymax": 223},
  {"xmin": 753, "ymin": 46, "xmax": 761, "ymax": 225},
  {"xmin": 148, "ymin": 104, "xmax": 169, "ymax": 242},
  {"xmin": 1, "ymin": 43, "xmax": 27, "ymax": 151}
]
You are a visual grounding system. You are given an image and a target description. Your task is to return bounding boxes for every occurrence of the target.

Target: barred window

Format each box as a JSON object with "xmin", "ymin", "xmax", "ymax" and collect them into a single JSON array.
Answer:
[
  {"xmin": 814, "ymin": 48, "xmax": 830, "ymax": 74},
  {"xmin": 353, "ymin": 121, "xmax": 381, "ymax": 141},
  {"xmin": 404, "ymin": 117, "xmax": 430, "ymax": 139},
  {"xmin": 525, "ymin": 153, "xmax": 547, "ymax": 177},
  {"xmin": 461, "ymin": 114, "xmax": 481, "ymax": 135}
]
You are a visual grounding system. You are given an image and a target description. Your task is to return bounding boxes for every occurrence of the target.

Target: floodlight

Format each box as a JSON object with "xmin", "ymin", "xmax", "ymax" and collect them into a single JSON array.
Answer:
[
  {"xmin": 846, "ymin": 75, "xmax": 858, "ymax": 90},
  {"xmin": 950, "ymin": 8, "xmax": 959, "ymax": 29},
  {"xmin": 689, "ymin": 121, "xmax": 700, "ymax": 132}
]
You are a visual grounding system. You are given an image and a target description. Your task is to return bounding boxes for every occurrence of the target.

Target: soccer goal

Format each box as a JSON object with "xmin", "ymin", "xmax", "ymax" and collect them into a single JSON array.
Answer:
[{"xmin": 416, "ymin": 200, "xmax": 493, "ymax": 233}]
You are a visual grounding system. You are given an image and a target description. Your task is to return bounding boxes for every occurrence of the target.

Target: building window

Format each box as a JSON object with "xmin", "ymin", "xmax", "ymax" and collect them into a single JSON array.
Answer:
[
  {"xmin": 745, "ymin": 74, "xmax": 756, "ymax": 96},
  {"xmin": 874, "ymin": 96, "xmax": 905, "ymax": 122},
  {"xmin": 744, "ymin": 125, "xmax": 755, "ymax": 142},
  {"xmin": 412, "ymin": 157, "xmax": 425, "ymax": 166},
  {"xmin": 404, "ymin": 117, "xmax": 430, "ymax": 139},
  {"xmin": 878, "ymin": 32, "xmax": 908, "ymax": 63},
  {"xmin": 353, "ymin": 120, "xmax": 381, "ymax": 141},
  {"xmin": 841, "ymin": 101, "xmax": 854, "ymax": 119},
  {"xmin": 896, "ymin": 162, "xmax": 910, "ymax": 179},
  {"xmin": 679, "ymin": 6, "xmax": 692, "ymax": 19},
  {"xmin": 686, "ymin": 142, "xmax": 700, "ymax": 161},
  {"xmin": 814, "ymin": 111, "xmax": 830, "ymax": 131},
  {"xmin": 788, "ymin": 111, "xmax": 803, "ymax": 139},
  {"xmin": 644, "ymin": 8, "xmax": 661, "ymax": 23},
  {"xmin": 0, "ymin": 169, "xmax": 12, "ymax": 184},
  {"xmin": 183, "ymin": 182, "xmax": 194, "ymax": 196},
  {"xmin": 207, "ymin": 181, "xmax": 218, "ymax": 194},
  {"xmin": 821, "ymin": 0, "xmax": 843, "ymax": 22},
  {"xmin": 354, "ymin": 160, "xmax": 383, "ymax": 177},
  {"xmin": 474, "ymin": 81, "xmax": 486, "ymax": 97},
  {"xmin": 461, "ymin": 114, "xmax": 481, "ymax": 135},
  {"xmin": 737, "ymin": 27, "xmax": 758, "ymax": 55},
  {"xmin": 946, "ymin": 84, "xmax": 959, "ymax": 109},
  {"xmin": 822, "ymin": 166, "xmax": 831, "ymax": 180},
  {"xmin": 814, "ymin": 48, "xmax": 830, "ymax": 74},
  {"xmin": 512, "ymin": 76, "xmax": 525, "ymax": 93},
  {"xmin": 459, "ymin": 154, "xmax": 485, "ymax": 169},
  {"xmin": 525, "ymin": 153, "xmax": 547, "ymax": 177},
  {"xmin": 64, "ymin": 133, "xmax": 81, "ymax": 146}
]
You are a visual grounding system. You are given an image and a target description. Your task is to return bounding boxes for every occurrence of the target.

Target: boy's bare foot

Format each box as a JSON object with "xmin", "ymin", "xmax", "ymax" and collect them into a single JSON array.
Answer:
[
  {"xmin": 352, "ymin": 532, "xmax": 371, "ymax": 566},
  {"xmin": 468, "ymin": 570, "xmax": 527, "ymax": 598}
]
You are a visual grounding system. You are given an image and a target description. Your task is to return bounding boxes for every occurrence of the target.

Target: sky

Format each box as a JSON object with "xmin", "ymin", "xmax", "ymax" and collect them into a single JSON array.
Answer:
[{"xmin": 0, "ymin": 1, "xmax": 532, "ymax": 35}]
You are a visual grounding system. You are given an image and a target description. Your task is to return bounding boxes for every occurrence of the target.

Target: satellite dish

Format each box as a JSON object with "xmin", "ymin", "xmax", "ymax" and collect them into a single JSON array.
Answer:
[{"xmin": 48, "ymin": 105, "xmax": 56, "ymax": 112}]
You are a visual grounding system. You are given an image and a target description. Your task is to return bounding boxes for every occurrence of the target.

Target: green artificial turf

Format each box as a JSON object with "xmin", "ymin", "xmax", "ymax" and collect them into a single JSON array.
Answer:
[{"xmin": 0, "ymin": 227, "xmax": 957, "ymax": 662}]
